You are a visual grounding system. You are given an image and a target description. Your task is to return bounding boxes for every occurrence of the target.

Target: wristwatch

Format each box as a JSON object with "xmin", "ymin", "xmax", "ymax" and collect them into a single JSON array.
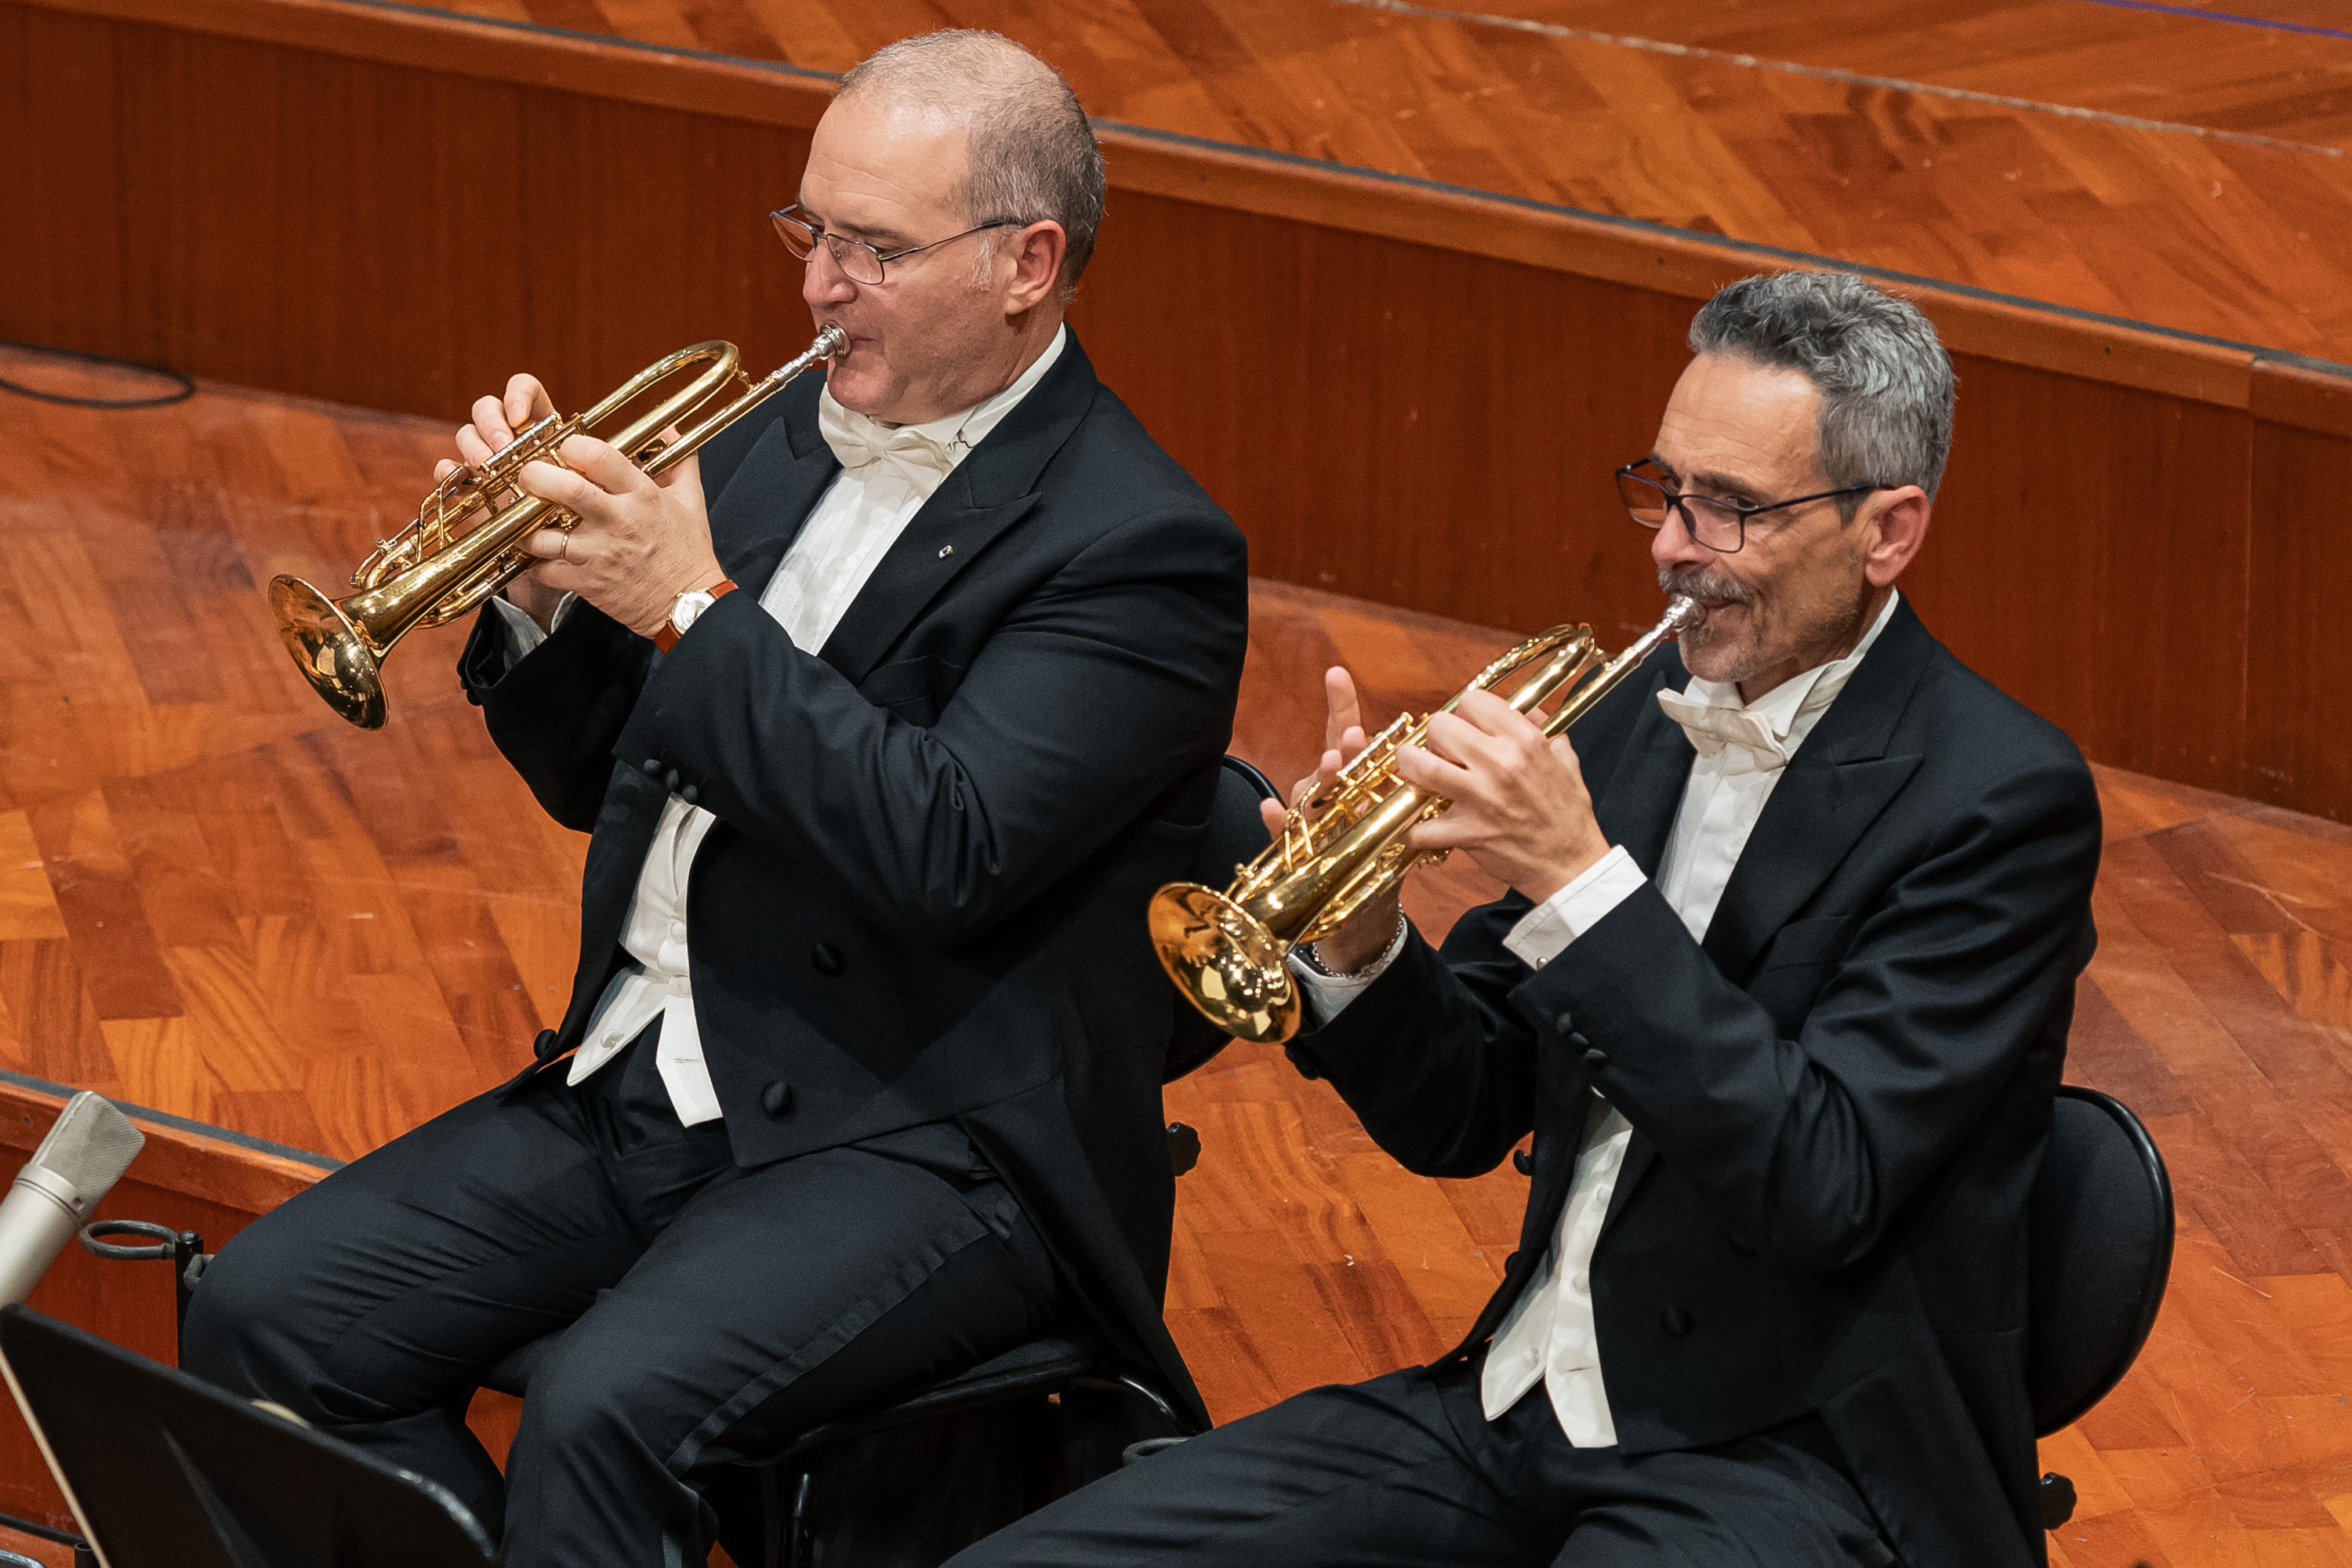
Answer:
[{"xmin": 655, "ymin": 579, "xmax": 737, "ymax": 652}]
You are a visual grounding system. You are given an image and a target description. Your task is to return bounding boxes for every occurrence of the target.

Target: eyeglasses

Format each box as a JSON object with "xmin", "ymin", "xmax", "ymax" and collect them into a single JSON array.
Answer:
[
  {"xmin": 770, "ymin": 204, "xmax": 1024, "ymax": 285},
  {"xmin": 1615, "ymin": 460, "xmax": 1882, "ymax": 554}
]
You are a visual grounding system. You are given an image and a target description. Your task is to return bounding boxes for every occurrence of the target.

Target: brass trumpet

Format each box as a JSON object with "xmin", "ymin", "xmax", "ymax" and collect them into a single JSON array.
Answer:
[
  {"xmin": 1149, "ymin": 595, "xmax": 1704, "ymax": 1044},
  {"xmin": 270, "ymin": 325, "xmax": 849, "ymax": 728}
]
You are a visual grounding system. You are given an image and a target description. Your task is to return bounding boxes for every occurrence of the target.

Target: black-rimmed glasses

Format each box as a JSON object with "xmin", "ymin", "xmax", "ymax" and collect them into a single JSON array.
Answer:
[
  {"xmin": 770, "ymin": 204, "xmax": 1024, "ymax": 285},
  {"xmin": 1616, "ymin": 460, "xmax": 1882, "ymax": 554}
]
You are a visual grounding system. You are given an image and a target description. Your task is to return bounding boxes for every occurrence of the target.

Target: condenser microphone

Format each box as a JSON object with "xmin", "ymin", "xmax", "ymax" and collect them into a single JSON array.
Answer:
[{"xmin": 0, "ymin": 1093, "xmax": 143, "ymax": 1307}]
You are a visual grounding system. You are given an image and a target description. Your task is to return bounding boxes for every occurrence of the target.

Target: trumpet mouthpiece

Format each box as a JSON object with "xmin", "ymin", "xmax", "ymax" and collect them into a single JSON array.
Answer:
[{"xmin": 1664, "ymin": 594, "xmax": 1705, "ymax": 633}]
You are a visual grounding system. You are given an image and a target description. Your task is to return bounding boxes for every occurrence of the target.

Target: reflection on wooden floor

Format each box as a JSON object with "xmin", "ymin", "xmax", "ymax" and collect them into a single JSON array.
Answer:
[
  {"xmin": 16, "ymin": 348, "xmax": 2352, "ymax": 1564},
  {"xmin": 428, "ymin": 0, "xmax": 2352, "ymax": 361}
]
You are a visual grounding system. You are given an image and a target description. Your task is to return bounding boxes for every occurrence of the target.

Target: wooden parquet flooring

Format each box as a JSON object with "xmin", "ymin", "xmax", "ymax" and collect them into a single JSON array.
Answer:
[
  {"xmin": 20, "ymin": 345, "xmax": 2352, "ymax": 1564},
  {"xmin": 416, "ymin": 0, "xmax": 2352, "ymax": 363}
]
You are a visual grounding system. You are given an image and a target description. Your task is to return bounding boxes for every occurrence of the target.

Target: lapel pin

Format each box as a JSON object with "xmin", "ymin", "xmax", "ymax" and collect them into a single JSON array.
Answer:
[{"xmin": 938, "ymin": 545, "xmax": 954, "ymax": 558}]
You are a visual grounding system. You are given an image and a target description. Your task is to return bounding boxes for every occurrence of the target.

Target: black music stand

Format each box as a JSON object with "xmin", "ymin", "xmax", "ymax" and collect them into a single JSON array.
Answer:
[{"xmin": 0, "ymin": 1306, "xmax": 499, "ymax": 1567}]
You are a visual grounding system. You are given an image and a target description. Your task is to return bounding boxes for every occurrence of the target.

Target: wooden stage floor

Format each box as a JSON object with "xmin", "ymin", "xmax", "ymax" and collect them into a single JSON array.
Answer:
[
  {"xmin": 427, "ymin": 0, "xmax": 2352, "ymax": 365},
  {"xmin": 13, "ymin": 347, "xmax": 2352, "ymax": 1566}
]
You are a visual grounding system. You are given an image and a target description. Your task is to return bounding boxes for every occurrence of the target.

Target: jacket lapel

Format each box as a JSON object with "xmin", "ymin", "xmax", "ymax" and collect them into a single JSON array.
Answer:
[
  {"xmin": 1697, "ymin": 603, "xmax": 1932, "ymax": 982},
  {"xmin": 708, "ymin": 408, "xmax": 840, "ymax": 596},
  {"xmin": 1599, "ymin": 601, "xmax": 1934, "ymax": 1238},
  {"xmin": 1590, "ymin": 665, "xmax": 1699, "ymax": 880},
  {"xmin": 816, "ymin": 335, "xmax": 1100, "ymax": 685}
]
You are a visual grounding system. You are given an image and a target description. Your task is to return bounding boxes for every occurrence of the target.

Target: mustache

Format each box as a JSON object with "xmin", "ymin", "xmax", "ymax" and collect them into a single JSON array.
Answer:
[{"xmin": 1657, "ymin": 565, "xmax": 1755, "ymax": 608}]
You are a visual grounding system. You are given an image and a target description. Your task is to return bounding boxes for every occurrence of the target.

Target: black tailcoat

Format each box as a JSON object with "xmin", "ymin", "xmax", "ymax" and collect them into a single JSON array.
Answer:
[
  {"xmin": 459, "ymin": 335, "xmax": 1248, "ymax": 1426},
  {"xmin": 1292, "ymin": 601, "xmax": 2100, "ymax": 1568}
]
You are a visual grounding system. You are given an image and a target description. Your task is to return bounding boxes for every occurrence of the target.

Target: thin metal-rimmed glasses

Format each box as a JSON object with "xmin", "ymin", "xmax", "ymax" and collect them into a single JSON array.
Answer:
[
  {"xmin": 770, "ymin": 204, "xmax": 1024, "ymax": 285},
  {"xmin": 1615, "ymin": 460, "xmax": 1882, "ymax": 554}
]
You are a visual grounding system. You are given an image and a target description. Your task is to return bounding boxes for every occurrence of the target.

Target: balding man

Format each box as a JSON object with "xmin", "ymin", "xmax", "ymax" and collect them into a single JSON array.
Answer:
[{"xmin": 183, "ymin": 31, "xmax": 1247, "ymax": 1567}]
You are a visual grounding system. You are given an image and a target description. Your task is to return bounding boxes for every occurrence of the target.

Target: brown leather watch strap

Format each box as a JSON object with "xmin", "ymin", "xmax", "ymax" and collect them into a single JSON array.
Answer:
[{"xmin": 653, "ymin": 579, "xmax": 738, "ymax": 653}]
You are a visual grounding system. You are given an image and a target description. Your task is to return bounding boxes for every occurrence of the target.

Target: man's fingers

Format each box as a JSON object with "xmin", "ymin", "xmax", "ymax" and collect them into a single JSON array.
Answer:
[
  {"xmin": 1259, "ymin": 797, "xmax": 1288, "ymax": 834},
  {"xmin": 654, "ymin": 444, "xmax": 705, "ymax": 506},
  {"xmin": 523, "ymin": 527, "xmax": 572, "ymax": 562},
  {"xmin": 1392, "ymin": 741, "xmax": 1471, "ymax": 800},
  {"xmin": 1451, "ymin": 688, "xmax": 1526, "ymax": 732},
  {"xmin": 1420, "ymin": 710, "xmax": 1517, "ymax": 775},
  {"xmin": 517, "ymin": 459, "xmax": 602, "ymax": 517},
  {"xmin": 1323, "ymin": 667, "xmax": 1364, "ymax": 753},
  {"xmin": 556, "ymin": 434, "xmax": 652, "ymax": 500},
  {"xmin": 470, "ymin": 395, "xmax": 515, "ymax": 451},
  {"xmin": 434, "ymin": 458, "xmax": 459, "ymax": 484},
  {"xmin": 505, "ymin": 374, "xmax": 554, "ymax": 430}
]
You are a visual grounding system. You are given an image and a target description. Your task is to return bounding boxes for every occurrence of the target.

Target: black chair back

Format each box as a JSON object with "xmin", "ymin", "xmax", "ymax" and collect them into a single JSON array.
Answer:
[
  {"xmin": 1162, "ymin": 756, "xmax": 1278, "ymax": 1083},
  {"xmin": 2027, "ymin": 1085, "xmax": 2174, "ymax": 1435}
]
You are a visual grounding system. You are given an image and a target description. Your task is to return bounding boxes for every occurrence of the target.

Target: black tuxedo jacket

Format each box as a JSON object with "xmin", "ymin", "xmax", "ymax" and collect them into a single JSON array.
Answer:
[
  {"xmin": 1293, "ymin": 600, "xmax": 2100, "ymax": 1568},
  {"xmin": 457, "ymin": 334, "xmax": 1248, "ymax": 1426}
]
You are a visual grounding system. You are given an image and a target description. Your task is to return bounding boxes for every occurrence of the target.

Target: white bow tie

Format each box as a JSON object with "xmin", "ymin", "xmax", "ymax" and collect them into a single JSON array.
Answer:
[
  {"xmin": 1655, "ymin": 688, "xmax": 1791, "ymax": 775},
  {"xmin": 818, "ymin": 392, "xmax": 958, "ymax": 486}
]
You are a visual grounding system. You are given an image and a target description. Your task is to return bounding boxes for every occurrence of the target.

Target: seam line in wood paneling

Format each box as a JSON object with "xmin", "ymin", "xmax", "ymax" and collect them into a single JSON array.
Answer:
[{"xmin": 15, "ymin": 0, "xmax": 2343, "ymax": 412}]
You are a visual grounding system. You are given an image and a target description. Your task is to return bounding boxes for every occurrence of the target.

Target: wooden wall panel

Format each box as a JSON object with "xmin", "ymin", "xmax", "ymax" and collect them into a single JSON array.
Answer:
[
  {"xmin": 1907, "ymin": 360, "xmax": 2256, "ymax": 794},
  {"xmin": 1074, "ymin": 194, "xmax": 1693, "ymax": 647},
  {"xmin": 6, "ymin": 0, "xmax": 2352, "ymax": 821},
  {"xmin": 0, "ymin": 4, "xmax": 820, "ymax": 425}
]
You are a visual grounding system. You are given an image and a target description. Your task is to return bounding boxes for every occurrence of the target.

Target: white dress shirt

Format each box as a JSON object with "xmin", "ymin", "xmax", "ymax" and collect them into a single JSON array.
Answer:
[
  {"xmin": 491, "ymin": 326, "xmax": 1069, "ymax": 1123},
  {"xmin": 1294, "ymin": 589, "xmax": 1900, "ymax": 1445}
]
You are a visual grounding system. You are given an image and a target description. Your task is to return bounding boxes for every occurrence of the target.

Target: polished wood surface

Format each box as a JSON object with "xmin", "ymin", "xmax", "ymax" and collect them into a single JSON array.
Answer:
[
  {"xmin": 13, "ymin": 0, "xmax": 2352, "ymax": 822},
  {"xmin": 9, "ymin": 352, "xmax": 2352, "ymax": 1562},
  {"xmin": 411, "ymin": 0, "xmax": 2352, "ymax": 365}
]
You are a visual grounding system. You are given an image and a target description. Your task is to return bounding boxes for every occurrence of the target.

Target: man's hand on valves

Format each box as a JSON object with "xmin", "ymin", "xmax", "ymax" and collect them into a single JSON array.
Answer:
[
  {"xmin": 1288, "ymin": 671, "xmax": 1613, "ymax": 978},
  {"xmin": 437, "ymin": 373, "xmax": 727, "ymax": 639},
  {"xmin": 1395, "ymin": 688, "xmax": 1612, "ymax": 906}
]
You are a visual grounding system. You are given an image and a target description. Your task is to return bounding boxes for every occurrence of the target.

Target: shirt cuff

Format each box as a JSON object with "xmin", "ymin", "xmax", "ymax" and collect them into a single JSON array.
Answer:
[
  {"xmin": 1504, "ymin": 845, "xmax": 1646, "ymax": 971},
  {"xmin": 1288, "ymin": 916, "xmax": 1409, "ymax": 1026},
  {"xmin": 487, "ymin": 591, "xmax": 577, "ymax": 659}
]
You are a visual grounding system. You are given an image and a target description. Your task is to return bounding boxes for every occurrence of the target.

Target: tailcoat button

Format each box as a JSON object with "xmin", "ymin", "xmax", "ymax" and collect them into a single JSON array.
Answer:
[
  {"xmin": 1568, "ymin": 1031, "xmax": 1591, "ymax": 1049},
  {"xmin": 1583, "ymin": 1047, "xmax": 1610, "ymax": 1070},
  {"xmin": 1661, "ymin": 1307, "xmax": 1693, "ymax": 1338},
  {"xmin": 811, "ymin": 942, "xmax": 846, "ymax": 976},
  {"xmin": 1512, "ymin": 1149, "xmax": 1534, "ymax": 1176},
  {"xmin": 641, "ymin": 757, "xmax": 662, "ymax": 775},
  {"xmin": 761, "ymin": 1080, "xmax": 793, "ymax": 1115},
  {"xmin": 680, "ymin": 785, "xmax": 700, "ymax": 804},
  {"xmin": 532, "ymin": 1029, "xmax": 558, "ymax": 1061},
  {"xmin": 665, "ymin": 769, "xmax": 681, "ymax": 792}
]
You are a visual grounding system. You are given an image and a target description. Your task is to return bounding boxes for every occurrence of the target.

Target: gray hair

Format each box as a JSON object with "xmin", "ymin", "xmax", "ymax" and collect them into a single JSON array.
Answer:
[
  {"xmin": 1687, "ymin": 271, "xmax": 1956, "ymax": 504},
  {"xmin": 840, "ymin": 31, "xmax": 1105, "ymax": 302}
]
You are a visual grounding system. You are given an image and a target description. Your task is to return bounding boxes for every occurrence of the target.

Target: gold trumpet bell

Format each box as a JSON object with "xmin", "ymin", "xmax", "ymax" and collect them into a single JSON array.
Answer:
[
  {"xmin": 1149, "ymin": 883, "xmax": 1301, "ymax": 1044},
  {"xmin": 270, "ymin": 574, "xmax": 387, "ymax": 730},
  {"xmin": 265, "ymin": 325, "xmax": 848, "ymax": 729}
]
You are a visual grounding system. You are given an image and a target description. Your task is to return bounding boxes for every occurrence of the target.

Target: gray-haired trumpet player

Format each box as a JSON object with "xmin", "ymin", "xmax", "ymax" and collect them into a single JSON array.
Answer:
[
  {"xmin": 952, "ymin": 271, "xmax": 2100, "ymax": 1568},
  {"xmin": 181, "ymin": 30, "xmax": 1247, "ymax": 1568}
]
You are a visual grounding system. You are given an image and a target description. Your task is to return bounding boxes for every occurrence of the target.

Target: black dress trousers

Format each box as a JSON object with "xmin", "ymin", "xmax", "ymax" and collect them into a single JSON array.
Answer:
[
  {"xmin": 180, "ymin": 1031, "xmax": 1060, "ymax": 1568},
  {"xmin": 944, "ymin": 1357, "xmax": 1896, "ymax": 1568}
]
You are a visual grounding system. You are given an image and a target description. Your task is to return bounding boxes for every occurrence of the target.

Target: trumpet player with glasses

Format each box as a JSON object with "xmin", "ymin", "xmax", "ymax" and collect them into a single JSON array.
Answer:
[
  {"xmin": 182, "ymin": 30, "xmax": 1247, "ymax": 1568},
  {"xmin": 951, "ymin": 270, "xmax": 2100, "ymax": 1568}
]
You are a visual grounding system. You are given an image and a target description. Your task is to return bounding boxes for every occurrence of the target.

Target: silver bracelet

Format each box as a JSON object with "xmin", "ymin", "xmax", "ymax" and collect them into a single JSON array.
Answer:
[{"xmin": 1295, "ymin": 913, "xmax": 1406, "ymax": 979}]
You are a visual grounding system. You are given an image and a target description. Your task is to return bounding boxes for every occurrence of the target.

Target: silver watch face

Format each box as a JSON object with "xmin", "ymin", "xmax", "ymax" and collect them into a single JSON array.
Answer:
[{"xmin": 671, "ymin": 590, "xmax": 717, "ymax": 635}]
